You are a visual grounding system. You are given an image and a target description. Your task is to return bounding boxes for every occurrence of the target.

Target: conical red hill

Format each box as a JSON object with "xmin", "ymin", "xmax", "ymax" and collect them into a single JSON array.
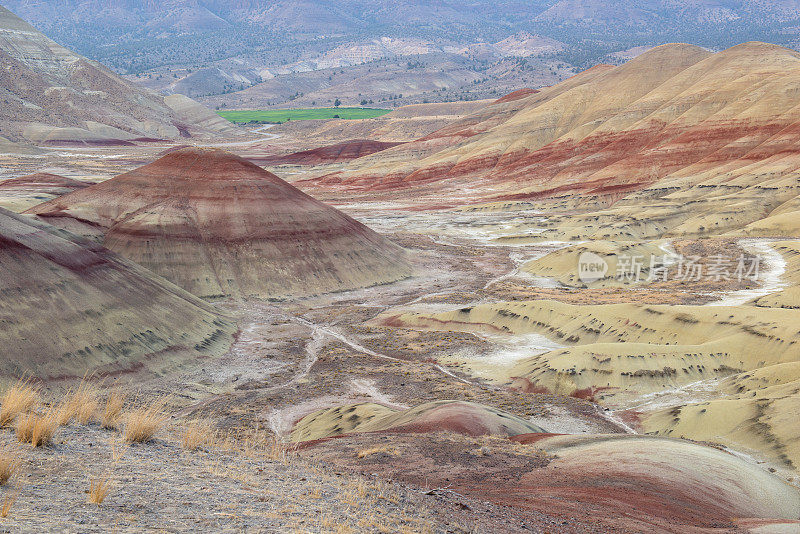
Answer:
[
  {"xmin": 0, "ymin": 207, "xmax": 235, "ymax": 379},
  {"xmin": 27, "ymin": 148, "xmax": 411, "ymax": 299}
]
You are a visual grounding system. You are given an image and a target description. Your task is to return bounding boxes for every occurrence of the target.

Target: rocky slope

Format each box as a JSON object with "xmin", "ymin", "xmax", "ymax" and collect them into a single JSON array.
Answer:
[{"xmin": 26, "ymin": 148, "xmax": 412, "ymax": 299}]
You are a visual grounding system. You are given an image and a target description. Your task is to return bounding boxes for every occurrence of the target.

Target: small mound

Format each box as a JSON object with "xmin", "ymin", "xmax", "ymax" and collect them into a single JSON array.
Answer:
[
  {"xmin": 0, "ymin": 173, "xmax": 92, "ymax": 212},
  {"xmin": 27, "ymin": 148, "xmax": 412, "ymax": 299},
  {"xmin": 254, "ymin": 140, "xmax": 403, "ymax": 166},
  {"xmin": 291, "ymin": 400, "xmax": 546, "ymax": 442},
  {"xmin": 522, "ymin": 240, "xmax": 670, "ymax": 287},
  {"xmin": 0, "ymin": 173, "xmax": 90, "ymax": 193},
  {"xmin": 514, "ymin": 434, "xmax": 800, "ymax": 524}
]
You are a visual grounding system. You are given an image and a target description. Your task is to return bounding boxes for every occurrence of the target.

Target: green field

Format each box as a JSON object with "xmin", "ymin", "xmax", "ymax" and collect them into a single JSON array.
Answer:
[{"xmin": 217, "ymin": 108, "xmax": 392, "ymax": 124}]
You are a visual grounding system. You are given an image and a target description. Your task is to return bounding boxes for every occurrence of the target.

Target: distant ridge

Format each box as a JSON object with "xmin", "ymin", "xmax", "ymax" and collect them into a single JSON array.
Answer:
[{"xmin": 0, "ymin": 5, "xmax": 238, "ymax": 148}]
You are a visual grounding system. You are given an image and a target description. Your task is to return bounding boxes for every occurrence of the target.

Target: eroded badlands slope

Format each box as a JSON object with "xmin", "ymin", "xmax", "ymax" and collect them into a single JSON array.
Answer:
[
  {"xmin": 307, "ymin": 42, "xmax": 800, "ymax": 239},
  {"xmin": 0, "ymin": 207, "xmax": 235, "ymax": 379},
  {"xmin": 0, "ymin": 5, "xmax": 237, "ymax": 148},
  {"xmin": 27, "ymin": 148, "xmax": 412, "ymax": 299}
]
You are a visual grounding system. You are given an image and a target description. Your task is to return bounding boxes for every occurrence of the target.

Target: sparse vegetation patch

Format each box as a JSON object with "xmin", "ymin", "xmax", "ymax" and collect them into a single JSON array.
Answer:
[{"xmin": 217, "ymin": 108, "xmax": 391, "ymax": 124}]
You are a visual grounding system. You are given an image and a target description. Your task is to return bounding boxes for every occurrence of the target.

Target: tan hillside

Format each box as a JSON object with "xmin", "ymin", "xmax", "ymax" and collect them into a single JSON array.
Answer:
[
  {"xmin": 378, "ymin": 299, "xmax": 800, "ymax": 399},
  {"xmin": 305, "ymin": 43, "xmax": 800, "ymax": 242},
  {"xmin": 521, "ymin": 240, "xmax": 670, "ymax": 287}
]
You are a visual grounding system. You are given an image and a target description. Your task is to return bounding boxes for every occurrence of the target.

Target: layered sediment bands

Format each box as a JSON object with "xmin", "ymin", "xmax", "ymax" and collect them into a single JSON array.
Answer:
[
  {"xmin": 27, "ymin": 148, "xmax": 412, "ymax": 299},
  {"xmin": 493, "ymin": 88, "xmax": 539, "ymax": 104},
  {"xmin": 0, "ymin": 172, "xmax": 91, "ymax": 212},
  {"xmin": 0, "ymin": 207, "xmax": 235, "ymax": 379},
  {"xmin": 301, "ymin": 431, "xmax": 800, "ymax": 530},
  {"xmin": 0, "ymin": 173, "xmax": 90, "ymax": 194},
  {"xmin": 290, "ymin": 400, "xmax": 546, "ymax": 442},
  {"xmin": 379, "ymin": 301, "xmax": 800, "ymax": 398},
  {"xmin": 517, "ymin": 434, "xmax": 800, "ymax": 525},
  {"xmin": 253, "ymin": 140, "xmax": 403, "ymax": 166},
  {"xmin": 305, "ymin": 43, "xmax": 800, "ymax": 230},
  {"xmin": 380, "ymin": 299, "xmax": 800, "ymax": 465}
]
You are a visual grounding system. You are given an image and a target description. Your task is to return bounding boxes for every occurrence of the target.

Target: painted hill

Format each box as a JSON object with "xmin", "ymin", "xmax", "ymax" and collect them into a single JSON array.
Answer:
[
  {"xmin": 0, "ymin": 172, "xmax": 90, "ymax": 211},
  {"xmin": 0, "ymin": 172, "xmax": 91, "ymax": 212},
  {"xmin": 306, "ymin": 42, "xmax": 800, "ymax": 240},
  {"xmin": 26, "ymin": 148, "xmax": 412, "ymax": 299},
  {"xmin": 291, "ymin": 400, "xmax": 546, "ymax": 442},
  {"xmin": 0, "ymin": 5, "xmax": 238, "ymax": 148},
  {"xmin": 300, "ymin": 430, "xmax": 800, "ymax": 531},
  {"xmin": 0, "ymin": 207, "xmax": 235, "ymax": 379}
]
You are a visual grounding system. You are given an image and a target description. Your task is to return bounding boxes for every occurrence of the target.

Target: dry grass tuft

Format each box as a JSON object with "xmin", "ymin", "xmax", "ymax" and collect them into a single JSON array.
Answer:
[
  {"xmin": 0, "ymin": 449, "xmax": 19, "ymax": 486},
  {"xmin": 182, "ymin": 419, "xmax": 215, "ymax": 451},
  {"xmin": 109, "ymin": 437, "xmax": 129, "ymax": 464},
  {"xmin": 0, "ymin": 379, "xmax": 39, "ymax": 428},
  {"xmin": 101, "ymin": 389, "xmax": 126, "ymax": 430},
  {"xmin": 0, "ymin": 491, "xmax": 17, "ymax": 518},
  {"xmin": 56, "ymin": 381, "xmax": 100, "ymax": 426},
  {"xmin": 123, "ymin": 398, "xmax": 168, "ymax": 444},
  {"xmin": 15, "ymin": 409, "xmax": 58, "ymax": 447},
  {"xmin": 88, "ymin": 478, "xmax": 111, "ymax": 505},
  {"xmin": 357, "ymin": 446, "xmax": 397, "ymax": 459}
]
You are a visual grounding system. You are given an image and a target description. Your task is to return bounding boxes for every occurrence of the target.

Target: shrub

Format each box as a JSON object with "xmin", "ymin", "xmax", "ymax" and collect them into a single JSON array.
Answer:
[
  {"xmin": 0, "ymin": 449, "xmax": 19, "ymax": 485},
  {"xmin": 88, "ymin": 478, "xmax": 111, "ymax": 505},
  {"xmin": 57, "ymin": 381, "xmax": 99, "ymax": 426}
]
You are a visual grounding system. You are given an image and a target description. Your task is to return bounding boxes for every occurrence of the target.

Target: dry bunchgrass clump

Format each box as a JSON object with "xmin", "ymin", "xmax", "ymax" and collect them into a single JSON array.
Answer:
[
  {"xmin": 0, "ymin": 379, "xmax": 39, "ymax": 428},
  {"xmin": 101, "ymin": 389, "xmax": 126, "ymax": 430},
  {"xmin": 182, "ymin": 419, "xmax": 215, "ymax": 451},
  {"xmin": 0, "ymin": 491, "xmax": 17, "ymax": 518},
  {"xmin": 56, "ymin": 381, "xmax": 100, "ymax": 426},
  {"xmin": 357, "ymin": 446, "xmax": 397, "ymax": 459},
  {"xmin": 88, "ymin": 478, "xmax": 111, "ymax": 505},
  {"xmin": 15, "ymin": 409, "xmax": 58, "ymax": 447},
  {"xmin": 0, "ymin": 449, "xmax": 19, "ymax": 485},
  {"xmin": 123, "ymin": 399, "xmax": 168, "ymax": 443}
]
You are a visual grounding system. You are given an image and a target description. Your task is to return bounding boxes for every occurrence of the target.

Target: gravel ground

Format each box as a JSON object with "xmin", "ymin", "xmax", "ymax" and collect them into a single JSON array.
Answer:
[{"xmin": 0, "ymin": 422, "xmax": 446, "ymax": 533}]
